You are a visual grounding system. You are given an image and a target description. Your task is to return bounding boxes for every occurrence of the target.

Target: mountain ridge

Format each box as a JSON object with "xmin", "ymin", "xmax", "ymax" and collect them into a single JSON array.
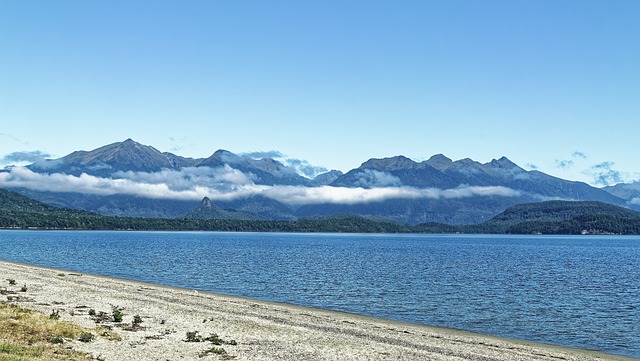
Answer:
[{"xmin": 3, "ymin": 138, "xmax": 633, "ymax": 224}]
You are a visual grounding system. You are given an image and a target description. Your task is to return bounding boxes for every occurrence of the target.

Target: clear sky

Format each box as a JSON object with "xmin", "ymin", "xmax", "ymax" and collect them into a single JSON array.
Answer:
[{"xmin": 1, "ymin": 1, "xmax": 639, "ymax": 186}]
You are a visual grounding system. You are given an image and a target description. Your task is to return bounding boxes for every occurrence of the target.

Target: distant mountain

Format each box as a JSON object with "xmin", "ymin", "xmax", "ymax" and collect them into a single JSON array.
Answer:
[
  {"xmin": 29, "ymin": 139, "xmax": 178, "ymax": 176},
  {"xmin": 198, "ymin": 150, "xmax": 310, "ymax": 186},
  {"xmin": 181, "ymin": 197, "xmax": 260, "ymax": 220},
  {"xmin": 603, "ymin": 182, "xmax": 640, "ymax": 208},
  {"xmin": 295, "ymin": 196, "xmax": 522, "ymax": 225},
  {"xmin": 294, "ymin": 154, "xmax": 626, "ymax": 224},
  {"xmin": 332, "ymin": 154, "xmax": 622, "ymax": 203},
  {"xmin": 7, "ymin": 139, "xmax": 631, "ymax": 224},
  {"xmin": 27, "ymin": 139, "xmax": 311, "ymax": 186},
  {"xmin": 310, "ymin": 170, "xmax": 344, "ymax": 186},
  {"xmin": 6, "ymin": 188, "xmax": 196, "ymax": 218}
]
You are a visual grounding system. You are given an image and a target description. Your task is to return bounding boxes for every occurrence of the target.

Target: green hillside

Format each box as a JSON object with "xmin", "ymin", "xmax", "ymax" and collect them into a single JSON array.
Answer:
[
  {"xmin": 475, "ymin": 200, "xmax": 640, "ymax": 234},
  {"xmin": 3, "ymin": 188, "xmax": 640, "ymax": 235}
]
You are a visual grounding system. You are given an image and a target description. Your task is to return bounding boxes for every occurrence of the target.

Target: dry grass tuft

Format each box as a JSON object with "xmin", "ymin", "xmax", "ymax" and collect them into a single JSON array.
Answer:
[{"xmin": 0, "ymin": 301, "xmax": 93, "ymax": 360}]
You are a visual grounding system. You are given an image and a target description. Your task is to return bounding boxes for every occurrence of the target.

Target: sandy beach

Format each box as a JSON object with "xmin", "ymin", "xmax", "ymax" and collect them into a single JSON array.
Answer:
[{"xmin": 0, "ymin": 260, "xmax": 635, "ymax": 361}]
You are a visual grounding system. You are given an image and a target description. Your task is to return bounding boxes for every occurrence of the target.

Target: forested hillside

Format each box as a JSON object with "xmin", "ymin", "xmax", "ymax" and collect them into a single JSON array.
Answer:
[{"xmin": 3, "ymin": 189, "xmax": 640, "ymax": 235}]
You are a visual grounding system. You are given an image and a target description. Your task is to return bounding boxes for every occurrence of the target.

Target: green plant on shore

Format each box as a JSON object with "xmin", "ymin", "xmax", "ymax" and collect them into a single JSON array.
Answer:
[
  {"xmin": 49, "ymin": 309, "xmax": 60, "ymax": 320},
  {"xmin": 97, "ymin": 326, "xmax": 122, "ymax": 341},
  {"xmin": 185, "ymin": 331, "xmax": 203, "ymax": 342},
  {"xmin": 46, "ymin": 334, "xmax": 64, "ymax": 344},
  {"xmin": 92, "ymin": 310, "xmax": 111, "ymax": 323},
  {"xmin": 185, "ymin": 330, "xmax": 237, "ymax": 358},
  {"xmin": 132, "ymin": 315, "xmax": 143, "ymax": 329},
  {"xmin": 112, "ymin": 306, "xmax": 124, "ymax": 323},
  {"xmin": 78, "ymin": 332, "xmax": 95, "ymax": 343},
  {"xmin": 200, "ymin": 346, "xmax": 226, "ymax": 357}
]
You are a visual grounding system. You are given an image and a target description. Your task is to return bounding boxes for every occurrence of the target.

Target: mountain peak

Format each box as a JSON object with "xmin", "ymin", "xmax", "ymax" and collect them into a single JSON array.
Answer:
[
  {"xmin": 488, "ymin": 156, "xmax": 518, "ymax": 169},
  {"xmin": 360, "ymin": 156, "xmax": 417, "ymax": 171},
  {"xmin": 44, "ymin": 139, "xmax": 174, "ymax": 176},
  {"xmin": 201, "ymin": 197, "xmax": 213, "ymax": 207},
  {"xmin": 423, "ymin": 154, "xmax": 453, "ymax": 170}
]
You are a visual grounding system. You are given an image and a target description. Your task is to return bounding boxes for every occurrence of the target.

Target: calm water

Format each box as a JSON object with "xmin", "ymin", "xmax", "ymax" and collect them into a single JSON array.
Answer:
[{"xmin": 0, "ymin": 231, "xmax": 638, "ymax": 358}]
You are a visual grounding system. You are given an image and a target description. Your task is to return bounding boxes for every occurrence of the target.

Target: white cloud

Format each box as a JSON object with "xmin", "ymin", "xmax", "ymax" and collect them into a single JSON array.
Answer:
[
  {"xmin": 354, "ymin": 169, "xmax": 403, "ymax": 188},
  {"xmin": 242, "ymin": 150, "xmax": 328, "ymax": 178},
  {"xmin": 0, "ymin": 167, "xmax": 522, "ymax": 205}
]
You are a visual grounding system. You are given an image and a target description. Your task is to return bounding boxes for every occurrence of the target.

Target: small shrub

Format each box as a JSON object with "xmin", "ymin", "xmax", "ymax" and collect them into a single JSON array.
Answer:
[
  {"xmin": 112, "ymin": 306, "xmax": 124, "ymax": 323},
  {"xmin": 132, "ymin": 315, "xmax": 143, "ymax": 329},
  {"xmin": 57, "ymin": 273, "xmax": 66, "ymax": 277},
  {"xmin": 78, "ymin": 332, "xmax": 95, "ymax": 343},
  {"xmin": 92, "ymin": 311, "xmax": 111, "ymax": 323},
  {"xmin": 49, "ymin": 310, "xmax": 60, "ymax": 320},
  {"xmin": 88, "ymin": 309, "xmax": 96, "ymax": 316},
  {"xmin": 184, "ymin": 331, "xmax": 203, "ymax": 342},
  {"xmin": 204, "ymin": 333, "xmax": 224, "ymax": 345},
  {"xmin": 201, "ymin": 347, "xmax": 226, "ymax": 356},
  {"xmin": 97, "ymin": 327, "xmax": 122, "ymax": 341},
  {"xmin": 47, "ymin": 334, "xmax": 64, "ymax": 344}
]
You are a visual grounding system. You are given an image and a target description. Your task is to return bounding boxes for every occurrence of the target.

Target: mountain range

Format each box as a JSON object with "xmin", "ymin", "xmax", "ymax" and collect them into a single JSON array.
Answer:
[{"xmin": 1, "ymin": 139, "xmax": 636, "ymax": 224}]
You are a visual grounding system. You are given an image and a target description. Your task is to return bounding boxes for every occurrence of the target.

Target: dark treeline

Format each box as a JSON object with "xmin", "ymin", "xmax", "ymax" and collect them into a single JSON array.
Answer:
[{"xmin": 3, "ymin": 189, "xmax": 640, "ymax": 235}]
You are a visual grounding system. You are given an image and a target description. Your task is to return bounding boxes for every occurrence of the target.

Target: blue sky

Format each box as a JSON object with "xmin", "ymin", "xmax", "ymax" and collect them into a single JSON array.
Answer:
[{"xmin": 1, "ymin": 1, "xmax": 639, "ymax": 186}]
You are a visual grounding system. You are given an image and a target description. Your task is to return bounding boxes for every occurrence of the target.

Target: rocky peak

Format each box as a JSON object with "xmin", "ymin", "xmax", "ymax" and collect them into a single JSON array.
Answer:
[
  {"xmin": 360, "ymin": 156, "xmax": 417, "ymax": 171},
  {"xmin": 487, "ymin": 156, "xmax": 519, "ymax": 169},
  {"xmin": 201, "ymin": 197, "xmax": 213, "ymax": 207},
  {"xmin": 311, "ymin": 170, "xmax": 344, "ymax": 186},
  {"xmin": 423, "ymin": 154, "xmax": 453, "ymax": 170}
]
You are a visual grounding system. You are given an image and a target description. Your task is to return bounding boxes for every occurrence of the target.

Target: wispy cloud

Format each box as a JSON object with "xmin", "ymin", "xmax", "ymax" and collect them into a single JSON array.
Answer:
[
  {"xmin": 572, "ymin": 151, "xmax": 587, "ymax": 159},
  {"xmin": 1, "ymin": 150, "xmax": 52, "ymax": 165},
  {"xmin": 168, "ymin": 136, "xmax": 193, "ymax": 153},
  {"xmin": 554, "ymin": 151, "xmax": 588, "ymax": 171},
  {"xmin": 0, "ymin": 166, "xmax": 522, "ymax": 205},
  {"xmin": 587, "ymin": 161, "xmax": 623, "ymax": 187},
  {"xmin": 242, "ymin": 151, "xmax": 284, "ymax": 159},
  {"xmin": 242, "ymin": 151, "xmax": 328, "ymax": 178},
  {"xmin": 354, "ymin": 169, "xmax": 402, "ymax": 188},
  {"xmin": 0, "ymin": 133, "xmax": 28, "ymax": 145},
  {"xmin": 555, "ymin": 159, "xmax": 574, "ymax": 169}
]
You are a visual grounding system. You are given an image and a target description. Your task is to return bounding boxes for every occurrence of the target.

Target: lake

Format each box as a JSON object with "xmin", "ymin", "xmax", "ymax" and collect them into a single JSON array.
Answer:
[{"xmin": 0, "ymin": 230, "xmax": 638, "ymax": 358}]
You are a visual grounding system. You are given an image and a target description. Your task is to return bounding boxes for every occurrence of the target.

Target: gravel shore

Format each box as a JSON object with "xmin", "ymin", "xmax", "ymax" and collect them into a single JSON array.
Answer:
[{"xmin": 0, "ymin": 260, "xmax": 634, "ymax": 361}]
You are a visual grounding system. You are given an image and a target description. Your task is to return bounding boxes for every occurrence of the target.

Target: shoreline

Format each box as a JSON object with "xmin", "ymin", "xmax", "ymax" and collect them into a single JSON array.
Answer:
[{"xmin": 0, "ymin": 259, "xmax": 636, "ymax": 361}]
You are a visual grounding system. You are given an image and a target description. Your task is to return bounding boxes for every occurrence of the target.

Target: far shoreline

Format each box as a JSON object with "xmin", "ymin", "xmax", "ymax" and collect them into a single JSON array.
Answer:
[{"xmin": 1, "ymin": 258, "xmax": 637, "ymax": 360}]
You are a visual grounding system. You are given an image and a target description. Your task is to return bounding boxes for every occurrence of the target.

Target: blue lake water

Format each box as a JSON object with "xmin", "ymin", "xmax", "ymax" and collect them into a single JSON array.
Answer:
[{"xmin": 0, "ymin": 230, "xmax": 638, "ymax": 358}]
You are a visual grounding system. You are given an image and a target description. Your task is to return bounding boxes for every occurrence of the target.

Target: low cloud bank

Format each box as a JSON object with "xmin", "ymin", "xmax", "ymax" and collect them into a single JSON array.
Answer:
[{"xmin": 0, "ymin": 166, "xmax": 521, "ymax": 205}]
